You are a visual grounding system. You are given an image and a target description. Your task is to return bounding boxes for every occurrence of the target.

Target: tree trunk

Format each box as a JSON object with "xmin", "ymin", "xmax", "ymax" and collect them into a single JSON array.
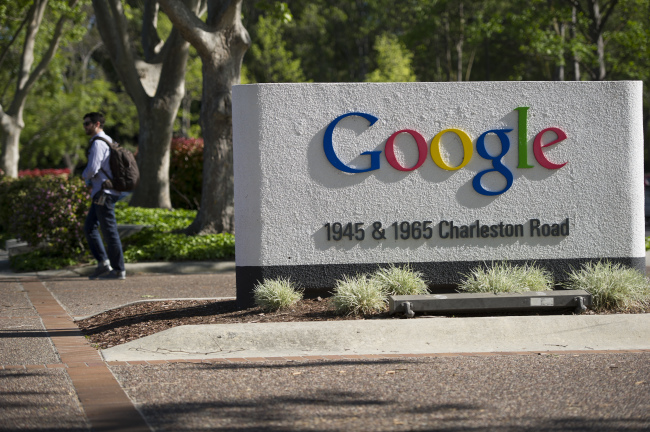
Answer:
[
  {"xmin": 0, "ymin": 117, "xmax": 22, "ymax": 177},
  {"xmin": 595, "ymin": 32, "xmax": 606, "ymax": 80},
  {"xmin": 181, "ymin": 92, "xmax": 191, "ymax": 137},
  {"xmin": 465, "ymin": 48, "xmax": 476, "ymax": 81},
  {"xmin": 554, "ymin": 20, "xmax": 566, "ymax": 81},
  {"xmin": 129, "ymin": 106, "xmax": 178, "ymax": 208},
  {"xmin": 590, "ymin": 0, "xmax": 606, "ymax": 80},
  {"xmin": 158, "ymin": 0, "xmax": 250, "ymax": 234},
  {"xmin": 186, "ymin": 26, "xmax": 248, "ymax": 234},
  {"xmin": 484, "ymin": 37, "xmax": 490, "ymax": 80},
  {"xmin": 572, "ymin": 6, "xmax": 581, "ymax": 80},
  {"xmin": 443, "ymin": 12, "xmax": 452, "ymax": 81},
  {"xmin": 456, "ymin": 2, "xmax": 464, "ymax": 82}
]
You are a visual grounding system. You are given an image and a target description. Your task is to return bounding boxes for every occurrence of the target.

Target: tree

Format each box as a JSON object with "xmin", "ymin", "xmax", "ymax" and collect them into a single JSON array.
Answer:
[
  {"xmin": 365, "ymin": 33, "xmax": 416, "ymax": 82},
  {"xmin": 158, "ymin": 0, "xmax": 250, "ymax": 234},
  {"xmin": 91, "ymin": 0, "xmax": 198, "ymax": 208},
  {"xmin": 246, "ymin": 14, "xmax": 306, "ymax": 83},
  {"xmin": 0, "ymin": 0, "xmax": 83, "ymax": 178}
]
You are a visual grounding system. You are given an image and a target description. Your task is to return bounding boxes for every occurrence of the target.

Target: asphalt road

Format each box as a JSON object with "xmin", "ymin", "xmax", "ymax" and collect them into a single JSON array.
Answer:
[{"xmin": 110, "ymin": 353, "xmax": 650, "ymax": 431}]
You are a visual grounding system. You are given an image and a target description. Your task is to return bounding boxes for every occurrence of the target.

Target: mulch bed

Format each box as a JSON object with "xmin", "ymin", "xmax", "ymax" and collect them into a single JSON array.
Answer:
[{"xmin": 76, "ymin": 297, "xmax": 648, "ymax": 350}]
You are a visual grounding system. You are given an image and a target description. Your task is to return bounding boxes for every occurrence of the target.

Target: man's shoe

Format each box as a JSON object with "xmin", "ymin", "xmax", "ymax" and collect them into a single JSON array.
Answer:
[
  {"xmin": 99, "ymin": 270, "xmax": 126, "ymax": 280},
  {"xmin": 89, "ymin": 265, "xmax": 112, "ymax": 280}
]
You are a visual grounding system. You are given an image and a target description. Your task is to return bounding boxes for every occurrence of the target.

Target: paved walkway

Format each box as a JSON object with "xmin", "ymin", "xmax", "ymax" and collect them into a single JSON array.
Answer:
[{"xmin": 1, "ymin": 255, "xmax": 649, "ymax": 430}]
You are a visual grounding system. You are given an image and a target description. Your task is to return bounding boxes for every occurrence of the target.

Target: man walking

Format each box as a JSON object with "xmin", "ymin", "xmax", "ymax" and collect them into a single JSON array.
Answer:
[{"xmin": 82, "ymin": 112, "xmax": 126, "ymax": 280}]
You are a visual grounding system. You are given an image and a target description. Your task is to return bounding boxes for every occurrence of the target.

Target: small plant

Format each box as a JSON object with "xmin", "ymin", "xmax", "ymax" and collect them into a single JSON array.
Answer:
[
  {"xmin": 331, "ymin": 275, "xmax": 387, "ymax": 315},
  {"xmin": 458, "ymin": 262, "xmax": 553, "ymax": 294},
  {"xmin": 370, "ymin": 264, "xmax": 429, "ymax": 296},
  {"xmin": 253, "ymin": 278, "xmax": 303, "ymax": 311},
  {"xmin": 563, "ymin": 261, "xmax": 650, "ymax": 312}
]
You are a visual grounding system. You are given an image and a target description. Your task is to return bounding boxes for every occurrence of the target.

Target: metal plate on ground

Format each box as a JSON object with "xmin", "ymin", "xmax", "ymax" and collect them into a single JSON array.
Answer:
[{"xmin": 389, "ymin": 290, "xmax": 592, "ymax": 316}]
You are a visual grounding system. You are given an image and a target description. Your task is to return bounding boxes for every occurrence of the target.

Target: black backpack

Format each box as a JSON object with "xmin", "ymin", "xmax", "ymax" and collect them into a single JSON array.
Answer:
[{"xmin": 93, "ymin": 136, "xmax": 140, "ymax": 192}]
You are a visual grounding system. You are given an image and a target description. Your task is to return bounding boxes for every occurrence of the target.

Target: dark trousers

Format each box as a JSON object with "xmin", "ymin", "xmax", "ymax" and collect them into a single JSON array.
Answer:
[{"xmin": 84, "ymin": 192, "xmax": 125, "ymax": 272}]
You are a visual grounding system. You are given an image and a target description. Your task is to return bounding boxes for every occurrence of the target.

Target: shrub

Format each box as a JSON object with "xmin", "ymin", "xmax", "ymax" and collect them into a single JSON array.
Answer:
[
  {"xmin": 253, "ymin": 278, "xmax": 303, "ymax": 311},
  {"xmin": 170, "ymin": 137, "xmax": 203, "ymax": 209},
  {"xmin": 115, "ymin": 201, "xmax": 195, "ymax": 231},
  {"xmin": 114, "ymin": 202, "xmax": 235, "ymax": 262},
  {"xmin": 121, "ymin": 229, "xmax": 235, "ymax": 262},
  {"xmin": 331, "ymin": 275, "xmax": 387, "ymax": 315},
  {"xmin": 10, "ymin": 249, "xmax": 79, "ymax": 272},
  {"xmin": 458, "ymin": 262, "xmax": 554, "ymax": 294},
  {"xmin": 370, "ymin": 264, "xmax": 429, "ymax": 296},
  {"xmin": 0, "ymin": 175, "xmax": 90, "ymax": 256},
  {"xmin": 563, "ymin": 261, "xmax": 650, "ymax": 312}
]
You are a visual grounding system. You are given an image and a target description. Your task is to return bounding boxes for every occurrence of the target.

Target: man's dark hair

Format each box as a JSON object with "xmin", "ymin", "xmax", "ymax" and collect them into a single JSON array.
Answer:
[{"xmin": 83, "ymin": 112, "xmax": 105, "ymax": 128}]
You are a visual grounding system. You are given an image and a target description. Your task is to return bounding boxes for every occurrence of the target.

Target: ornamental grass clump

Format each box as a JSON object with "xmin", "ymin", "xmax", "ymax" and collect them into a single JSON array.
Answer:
[
  {"xmin": 253, "ymin": 278, "xmax": 303, "ymax": 312},
  {"xmin": 458, "ymin": 262, "xmax": 554, "ymax": 294},
  {"xmin": 332, "ymin": 275, "xmax": 387, "ymax": 316},
  {"xmin": 563, "ymin": 261, "xmax": 650, "ymax": 312},
  {"xmin": 370, "ymin": 265, "xmax": 429, "ymax": 296}
]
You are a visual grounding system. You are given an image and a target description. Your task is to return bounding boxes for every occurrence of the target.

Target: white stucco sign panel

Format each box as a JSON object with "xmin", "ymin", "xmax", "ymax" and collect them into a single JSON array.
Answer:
[{"xmin": 233, "ymin": 82, "xmax": 644, "ymax": 303}]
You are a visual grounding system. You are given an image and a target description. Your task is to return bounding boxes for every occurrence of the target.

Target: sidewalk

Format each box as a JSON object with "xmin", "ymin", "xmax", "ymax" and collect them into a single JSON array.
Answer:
[{"xmin": 1, "ymin": 252, "xmax": 649, "ymax": 430}]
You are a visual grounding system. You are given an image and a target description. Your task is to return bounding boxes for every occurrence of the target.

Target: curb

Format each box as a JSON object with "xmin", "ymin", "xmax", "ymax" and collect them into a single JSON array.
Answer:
[
  {"xmin": 74, "ymin": 260, "xmax": 235, "ymax": 276},
  {"xmin": 100, "ymin": 313, "xmax": 650, "ymax": 362}
]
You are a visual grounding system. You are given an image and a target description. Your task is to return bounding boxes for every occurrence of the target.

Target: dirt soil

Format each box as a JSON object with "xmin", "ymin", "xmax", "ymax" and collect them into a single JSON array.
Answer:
[{"xmin": 76, "ymin": 297, "xmax": 648, "ymax": 350}]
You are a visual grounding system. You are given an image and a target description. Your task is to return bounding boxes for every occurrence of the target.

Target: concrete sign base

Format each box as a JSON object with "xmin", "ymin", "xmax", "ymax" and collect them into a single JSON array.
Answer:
[{"xmin": 233, "ymin": 82, "xmax": 645, "ymax": 307}]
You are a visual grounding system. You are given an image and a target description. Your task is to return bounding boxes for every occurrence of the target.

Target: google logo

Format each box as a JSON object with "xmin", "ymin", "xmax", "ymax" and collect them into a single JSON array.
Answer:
[{"xmin": 323, "ymin": 108, "xmax": 568, "ymax": 196}]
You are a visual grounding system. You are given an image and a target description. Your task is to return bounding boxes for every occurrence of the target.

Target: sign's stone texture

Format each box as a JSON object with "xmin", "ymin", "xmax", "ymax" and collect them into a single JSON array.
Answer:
[{"xmin": 233, "ymin": 82, "xmax": 644, "ymax": 306}]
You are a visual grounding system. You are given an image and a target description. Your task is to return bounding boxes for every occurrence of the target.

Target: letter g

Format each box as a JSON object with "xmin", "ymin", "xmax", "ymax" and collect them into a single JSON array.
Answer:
[{"xmin": 323, "ymin": 112, "xmax": 380, "ymax": 173}]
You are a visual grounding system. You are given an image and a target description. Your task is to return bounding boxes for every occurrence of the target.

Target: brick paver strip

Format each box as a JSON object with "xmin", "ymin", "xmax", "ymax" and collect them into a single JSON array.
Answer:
[{"xmin": 20, "ymin": 280, "xmax": 151, "ymax": 432}]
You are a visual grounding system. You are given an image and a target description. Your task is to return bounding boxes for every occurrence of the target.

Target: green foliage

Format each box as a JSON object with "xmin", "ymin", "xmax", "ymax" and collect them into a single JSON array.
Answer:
[
  {"xmin": 21, "ymin": 79, "xmax": 136, "ymax": 171},
  {"xmin": 169, "ymin": 138, "xmax": 203, "ymax": 210},
  {"xmin": 331, "ymin": 275, "xmax": 387, "ymax": 315},
  {"xmin": 5, "ymin": 198, "xmax": 235, "ymax": 272},
  {"xmin": 115, "ymin": 202, "xmax": 235, "ymax": 262},
  {"xmin": 253, "ymin": 278, "xmax": 303, "ymax": 311},
  {"xmin": 564, "ymin": 261, "xmax": 650, "ymax": 312},
  {"xmin": 121, "ymin": 229, "xmax": 235, "ymax": 262},
  {"xmin": 254, "ymin": 1, "xmax": 293, "ymax": 24},
  {"xmin": 370, "ymin": 264, "xmax": 429, "ymax": 296},
  {"xmin": 114, "ymin": 201, "xmax": 195, "ymax": 230},
  {"xmin": 458, "ymin": 262, "xmax": 554, "ymax": 294},
  {"xmin": 9, "ymin": 249, "xmax": 79, "ymax": 272},
  {"xmin": 281, "ymin": 1, "xmax": 387, "ymax": 83},
  {"xmin": 0, "ymin": 175, "xmax": 90, "ymax": 256},
  {"xmin": 246, "ymin": 15, "xmax": 307, "ymax": 83},
  {"xmin": 646, "ymin": 237, "xmax": 650, "ymax": 251},
  {"xmin": 365, "ymin": 34, "xmax": 416, "ymax": 82},
  {"xmin": 1, "ymin": 0, "xmax": 92, "ymax": 167}
]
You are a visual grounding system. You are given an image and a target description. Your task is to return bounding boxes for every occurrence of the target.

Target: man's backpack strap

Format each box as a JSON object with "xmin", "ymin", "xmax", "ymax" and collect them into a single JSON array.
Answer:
[{"xmin": 92, "ymin": 136, "xmax": 115, "ymax": 181}]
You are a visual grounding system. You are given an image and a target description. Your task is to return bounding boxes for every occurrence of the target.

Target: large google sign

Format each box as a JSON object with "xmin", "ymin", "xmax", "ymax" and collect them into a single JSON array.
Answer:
[{"xmin": 323, "ymin": 107, "xmax": 568, "ymax": 196}]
